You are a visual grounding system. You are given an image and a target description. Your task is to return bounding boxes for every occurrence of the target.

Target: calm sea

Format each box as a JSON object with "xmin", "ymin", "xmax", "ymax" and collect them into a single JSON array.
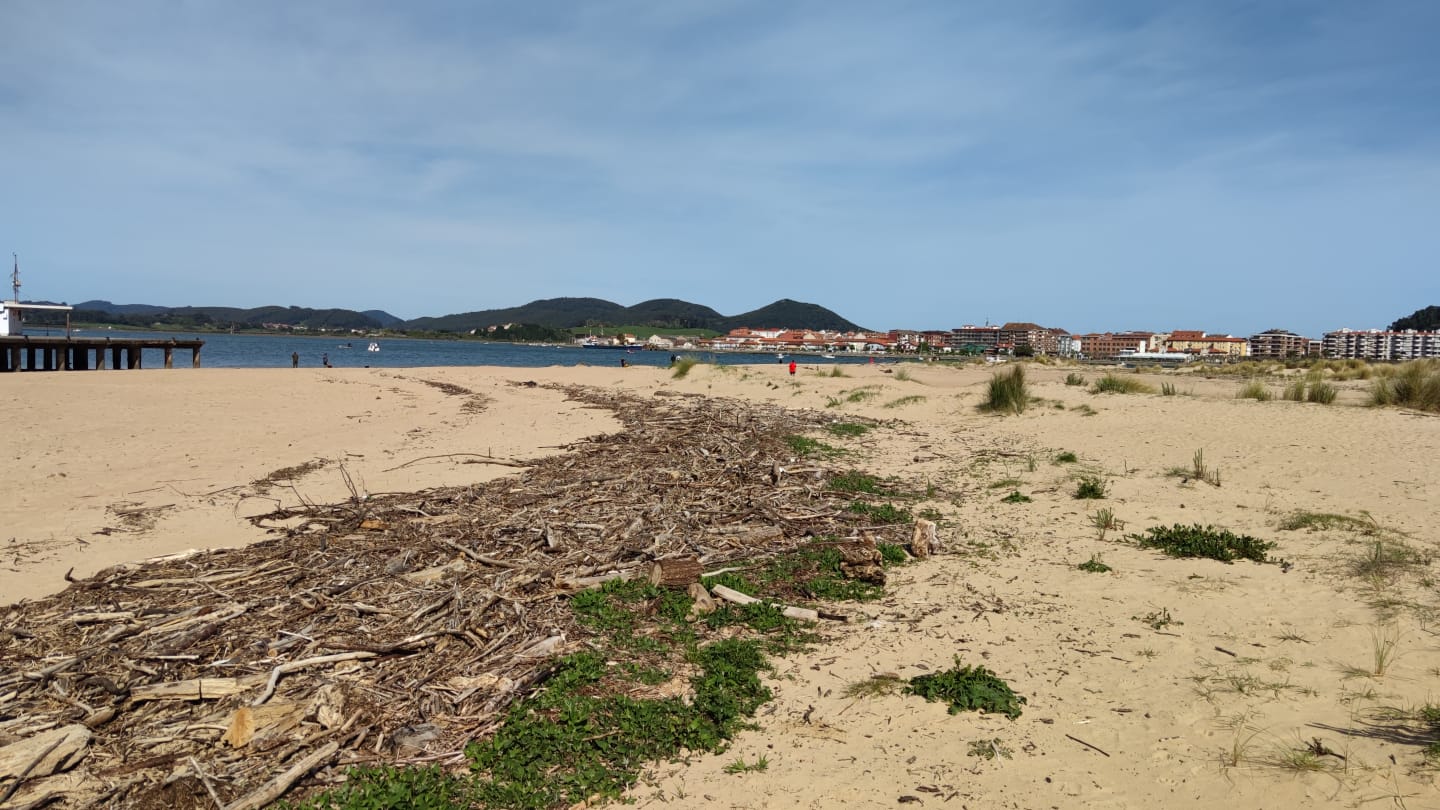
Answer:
[{"xmin": 70, "ymin": 329, "xmax": 877, "ymax": 370}]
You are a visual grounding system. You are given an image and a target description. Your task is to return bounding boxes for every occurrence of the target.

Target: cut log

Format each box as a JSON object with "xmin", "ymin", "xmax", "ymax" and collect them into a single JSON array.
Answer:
[
  {"xmin": 709, "ymin": 584, "xmax": 819, "ymax": 622},
  {"xmin": 910, "ymin": 519, "xmax": 937, "ymax": 559},
  {"xmin": 130, "ymin": 675, "xmax": 266, "ymax": 703},
  {"xmin": 0, "ymin": 724, "xmax": 90, "ymax": 782},
  {"xmin": 648, "ymin": 557, "xmax": 703, "ymax": 588}
]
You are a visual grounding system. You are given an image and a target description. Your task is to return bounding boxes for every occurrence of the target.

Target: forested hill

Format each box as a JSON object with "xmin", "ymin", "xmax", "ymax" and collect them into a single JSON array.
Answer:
[
  {"xmin": 403, "ymin": 297, "xmax": 863, "ymax": 333},
  {"xmin": 67, "ymin": 296, "xmax": 864, "ymax": 334},
  {"xmin": 1389, "ymin": 305, "xmax": 1440, "ymax": 332}
]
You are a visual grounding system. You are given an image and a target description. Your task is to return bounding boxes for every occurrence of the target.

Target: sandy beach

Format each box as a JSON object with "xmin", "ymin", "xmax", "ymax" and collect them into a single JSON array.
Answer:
[{"xmin": 3, "ymin": 360, "xmax": 1438, "ymax": 808}]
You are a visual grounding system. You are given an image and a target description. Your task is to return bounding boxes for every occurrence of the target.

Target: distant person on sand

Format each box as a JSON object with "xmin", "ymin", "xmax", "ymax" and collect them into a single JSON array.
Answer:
[
  {"xmin": 788, "ymin": 360, "xmax": 797, "ymax": 376},
  {"xmin": 322, "ymin": 353, "xmax": 331, "ymax": 368},
  {"xmin": 620, "ymin": 357, "xmax": 628, "ymax": 368},
  {"xmin": 291, "ymin": 351, "xmax": 299, "ymax": 368}
]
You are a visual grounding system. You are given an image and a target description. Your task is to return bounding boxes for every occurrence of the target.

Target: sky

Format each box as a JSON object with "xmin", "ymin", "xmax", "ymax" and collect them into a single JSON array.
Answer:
[{"xmin": 1, "ymin": 0, "xmax": 1437, "ymax": 337}]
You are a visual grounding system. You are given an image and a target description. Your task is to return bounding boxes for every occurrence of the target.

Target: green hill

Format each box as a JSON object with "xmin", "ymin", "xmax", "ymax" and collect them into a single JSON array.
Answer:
[
  {"xmin": 1390, "ymin": 305, "xmax": 1440, "ymax": 332},
  {"xmin": 718, "ymin": 299, "xmax": 862, "ymax": 332},
  {"xmin": 401, "ymin": 297, "xmax": 862, "ymax": 333}
]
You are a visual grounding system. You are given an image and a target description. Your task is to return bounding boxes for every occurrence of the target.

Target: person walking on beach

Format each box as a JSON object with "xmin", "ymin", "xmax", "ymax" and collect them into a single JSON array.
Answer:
[
  {"xmin": 322, "ymin": 352, "xmax": 331, "ymax": 368},
  {"xmin": 788, "ymin": 360, "xmax": 797, "ymax": 376},
  {"xmin": 291, "ymin": 351, "xmax": 299, "ymax": 368}
]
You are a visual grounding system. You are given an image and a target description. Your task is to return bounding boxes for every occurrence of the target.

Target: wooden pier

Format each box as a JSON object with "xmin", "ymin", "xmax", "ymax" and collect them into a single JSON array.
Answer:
[{"xmin": 0, "ymin": 335, "xmax": 204, "ymax": 372}]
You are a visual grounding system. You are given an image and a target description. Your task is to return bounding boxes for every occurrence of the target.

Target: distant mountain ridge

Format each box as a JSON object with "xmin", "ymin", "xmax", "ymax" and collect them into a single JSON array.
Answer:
[
  {"xmin": 405, "ymin": 297, "xmax": 863, "ymax": 333},
  {"xmin": 70, "ymin": 297, "xmax": 864, "ymax": 333}
]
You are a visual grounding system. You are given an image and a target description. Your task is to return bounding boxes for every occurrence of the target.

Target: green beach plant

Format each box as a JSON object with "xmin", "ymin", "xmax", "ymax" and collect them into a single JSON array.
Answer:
[
  {"xmin": 904, "ymin": 658, "xmax": 1026, "ymax": 719},
  {"xmin": 1091, "ymin": 374, "xmax": 1154, "ymax": 394},
  {"xmin": 1064, "ymin": 372, "xmax": 1086, "ymax": 386},
  {"xmin": 1237, "ymin": 380, "xmax": 1273, "ymax": 401},
  {"xmin": 1073, "ymin": 476, "xmax": 1107, "ymax": 499},
  {"xmin": 981, "ymin": 365, "xmax": 1029, "ymax": 415},
  {"xmin": 1130, "ymin": 524, "xmax": 1276, "ymax": 564}
]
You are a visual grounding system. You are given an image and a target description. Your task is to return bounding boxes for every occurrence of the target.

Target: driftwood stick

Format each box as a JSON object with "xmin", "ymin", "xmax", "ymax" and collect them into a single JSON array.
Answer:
[
  {"xmin": 252, "ymin": 653, "xmax": 378, "ymax": 706},
  {"xmin": 0, "ymin": 735, "xmax": 65, "ymax": 806},
  {"xmin": 221, "ymin": 741, "xmax": 340, "ymax": 810},
  {"xmin": 439, "ymin": 540, "xmax": 523, "ymax": 570},
  {"xmin": 1064, "ymin": 733, "xmax": 1111, "ymax": 757},
  {"xmin": 383, "ymin": 454, "xmax": 528, "ymax": 472},
  {"xmin": 710, "ymin": 584, "xmax": 820, "ymax": 622}
]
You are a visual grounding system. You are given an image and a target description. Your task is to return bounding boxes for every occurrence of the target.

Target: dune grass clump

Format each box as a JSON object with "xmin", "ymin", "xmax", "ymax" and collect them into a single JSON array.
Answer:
[
  {"xmin": 1369, "ymin": 360, "xmax": 1440, "ymax": 412},
  {"xmin": 1236, "ymin": 380, "xmax": 1273, "ymax": 401},
  {"xmin": 1064, "ymin": 372, "xmax": 1086, "ymax": 386},
  {"xmin": 671, "ymin": 357, "xmax": 700, "ymax": 379},
  {"xmin": 1053, "ymin": 451, "xmax": 1078, "ymax": 464},
  {"xmin": 1130, "ymin": 524, "xmax": 1276, "ymax": 564},
  {"xmin": 981, "ymin": 365, "xmax": 1029, "ymax": 415},
  {"xmin": 1073, "ymin": 476, "xmax": 1107, "ymax": 499},
  {"xmin": 1284, "ymin": 379, "xmax": 1339, "ymax": 404},
  {"xmin": 1091, "ymin": 374, "xmax": 1154, "ymax": 395}
]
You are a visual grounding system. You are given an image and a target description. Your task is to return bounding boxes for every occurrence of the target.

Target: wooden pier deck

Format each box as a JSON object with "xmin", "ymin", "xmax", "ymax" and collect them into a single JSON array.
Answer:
[{"xmin": 0, "ymin": 335, "xmax": 204, "ymax": 372}]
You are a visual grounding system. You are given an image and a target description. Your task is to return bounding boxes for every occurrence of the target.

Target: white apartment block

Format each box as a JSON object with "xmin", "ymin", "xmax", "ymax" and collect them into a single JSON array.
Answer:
[{"xmin": 1322, "ymin": 329, "xmax": 1440, "ymax": 361}]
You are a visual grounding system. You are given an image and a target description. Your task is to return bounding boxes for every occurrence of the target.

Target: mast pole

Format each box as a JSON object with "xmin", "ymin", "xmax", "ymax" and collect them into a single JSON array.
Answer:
[{"xmin": 10, "ymin": 254, "xmax": 18, "ymax": 302}]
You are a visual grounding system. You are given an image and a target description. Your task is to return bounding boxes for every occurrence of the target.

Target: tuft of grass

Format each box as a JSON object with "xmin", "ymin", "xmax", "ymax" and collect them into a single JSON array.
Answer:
[
  {"xmin": 1000, "ymin": 490, "xmax": 1032, "ymax": 504},
  {"xmin": 1064, "ymin": 372, "xmax": 1086, "ymax": 386},
  {"xmin": 987, "ymin": 477, "xmax": 1025, "ymax": 489},
  {"xmin": 1306, "ymin": 381, "xmax": 1338, "ymax": 404},
  {"xmin": 904, "ymin": 658, "xmax": 1026, "ymax": 719},
  {"xmin": 1282, "ymin": 379, "xmax": 1307, "ymax": 401},
  {"xmin": 1071, "ymin": 403, "xmax": 1097, "ymax": 416},
  {"xmin": 848, "ymin": 501, "xmax": 914, "ymax": 524},
  {"xmin": 1130, "ymin": 524, "xmax": 1276, "ymax": 564},
  {"xmin": 1053, "ymin": 451, "xmax": 1078, "ymax": 464},
  {"xmin": 883, "ymin": 394, "xmax": 927, "ymax": 409},
  {"xmin": 967, "ymin": 738, "xmax": 1013, "ymax": 760},
  {"xmin": 1073, "ymin": 476, "xmax": 1107, "ymax": 499},
  {"xmin": 1188, "ymin": 449, "xmax": 1221, "ymax": 487},
  {"xmin": 825, "ymin": 421, "xmax": 870, "ymax": 438},
  {"xmin": 1091, "ymin": 508, "xmax": 1123, "ymax": 542},
  {"xmin": 1091, "ymin": 374, "xmax": 1154, "ymax": 394},
  {"xmin": 785, "ymin": 434, "xmax": 845, "ymax": 459},
  {"xmin": 723, "ymin": 755, "xmax": 769, "ymax": 775},
  {"xmin": 1160, "ymin": 382, "xmax": 1178, "ymax": 396},
  {"xmin": 671, "ymin": 357, "xmax": 701, "ymax": 379},
  {"xmin": 981, "ymin": 365, "xmax": 1029, "ymax": 415},
  {"xmin": 1350, "ymin": 539, "xmax": 1424, "ymax": 581},
  {"xmin": 1278, "ymin": 510, "xmax": 1382, "ymax": 535},
  {"xmin": 824, "ymin": 366, "xmax": 849, "ymax": 378},
  {"xmin": 829, "ymin": 470, "xmax": 890, "ymax": 495},
  {"xmin": 842, "ymin": 673, "xmax": 905, "ymax": 698},
  {"xmin": 1236, "ymin": 380, "xmax": 1273, "ymax": 401},
  {"xmin": 1369, "ymin": 359, "xmax": 1440, "ymax": 412},
  {"xmin": 1135, "ymin": 606, "xmax": 1180, "ymax": 631},
  {"xmin": 1077, "ymin": 554, "xmax": 1112, "ymax": 573}
]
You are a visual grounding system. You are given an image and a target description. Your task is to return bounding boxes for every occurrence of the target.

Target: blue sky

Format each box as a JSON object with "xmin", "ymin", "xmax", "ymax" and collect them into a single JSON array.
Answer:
[{"xmin": 2, "ymin": 0, "xmax": 1436, "ymax": 336}]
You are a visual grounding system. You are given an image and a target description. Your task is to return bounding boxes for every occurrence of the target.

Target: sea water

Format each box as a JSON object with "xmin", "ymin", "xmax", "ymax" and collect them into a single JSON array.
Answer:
[{"xmin": 75, "ymin": 329, "xmax": 874, "ymax": 370}]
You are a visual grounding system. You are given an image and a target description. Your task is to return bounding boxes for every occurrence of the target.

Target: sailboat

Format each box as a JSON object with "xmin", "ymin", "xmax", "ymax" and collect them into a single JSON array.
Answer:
[{"xmin": 367, "ymin": 342, "xmax": 380, "ymax": 352}]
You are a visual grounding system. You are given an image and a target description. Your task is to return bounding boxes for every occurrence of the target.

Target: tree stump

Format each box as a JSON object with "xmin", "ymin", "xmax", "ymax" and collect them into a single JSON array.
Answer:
[
  {"xmin": 649, "ymin": 556, "xmax": 703, "ymax": 588},
  {"xmin": 910, "ymin": 519, "xmax": 937, "ymax": 559}
]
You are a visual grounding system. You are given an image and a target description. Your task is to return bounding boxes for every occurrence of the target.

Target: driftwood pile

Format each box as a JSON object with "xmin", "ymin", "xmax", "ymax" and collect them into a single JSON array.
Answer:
[{"xmin": 0, "ymin": 384, "xmax": 923, "ymax": 809}]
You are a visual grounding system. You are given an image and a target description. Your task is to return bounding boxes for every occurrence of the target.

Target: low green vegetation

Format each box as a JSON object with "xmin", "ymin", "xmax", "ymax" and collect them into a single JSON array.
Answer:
[
  {"xmin": 825, "ymin": 421, "xmax": 871, "ymax": 438},
  {"xmin": 1073, "ymin": 476, "xmax": 1107, "ymax": 499},
  {"xmin": 828, "ymin": 470, "xmax": 896, "ymax": 496},
  {"xmin": 1283, "ymin": 379, "xmax": 1337, "ymax": 404},
  {"xmin": 967, "ymin": 738, "xmax": 1013, "ymax": 760},
  {"xmin": 1091, "ymin": 374, "xmax": 1154, "ymax": 394},
  {"xmin": 1000, "ymin": 490, "xmax": 1032, "ymax": 504},
  {"xmin": 1053, "ymin": 451, "xmax": 1078, "ymax": 464},
  {"xmin": 1278, "ymin": 510, "xmax": 1382, "ymax": 535},
  {"xmin": 723, "ymin": 755, "xmax": 770, "ymax": 775},
  {"xmin": 1135, "ymin": 606, "xmax": 1180, "ymax": 631},
  {"xmin": 1168, "ymin": 449, "xmax": 1221, "ymax": 487},
  {"xmin": 904, "ymin": 658, "xmax": 1027, "ymax": 719},
  {"xmin": 1090, "ymin": 508, "xmax": 1122, "ymax": 542},
  {"xmin": 671, "ymin": 357, "xmax": 700, "ymax": 379},
  {"xmin": 785, "ymin": 435, "xmax": 845, "ymax": 459},
  {"xmin": 298, "ymin": 531, "xmax": 907, "ymax": 809},
  {"xmin": 1370, "ymin": 359, "xmax": 1440, "ymax": 412},
  {"xmin": 1130, "ymin": 524, "xmax": 1277, "ymax": 564},
  {"xmin": 1078, "ymin": 554, "xmax": 1112, "ymax": 573},
  {"xmin": 884, "ymin": 394, "xmax": 927, "ymax": 409},
  {"xmin": 981, "ymin": 365, "xmax": 1029, "ymax": 415},
  {"xmin": 848, "ymin": 501, "xmax": 915, "ymax": 524},
  {"xmin": 1236, "ymin": 380, "xmax": 1273, "ymax": 401},
  {"xmin": 1064, "ymin": 372, "xmax": 1086, "ymax": 386},
  {"xmin": 1160, "ymin": 382, "xmax": 1179, "ymax": 396}
]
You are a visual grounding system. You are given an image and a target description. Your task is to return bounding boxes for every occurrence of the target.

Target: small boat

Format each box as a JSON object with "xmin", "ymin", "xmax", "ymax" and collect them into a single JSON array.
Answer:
[
  {"xmin": 821, "ymin": 354, "xmax": 835, "ymax": 359},
  {"xmin": 367, "ymin": 342, "xmax": 380, "ymax": 352},
  {"xmin": 776, "ymin": 353, "xmax": 786, "ymax": 359}
]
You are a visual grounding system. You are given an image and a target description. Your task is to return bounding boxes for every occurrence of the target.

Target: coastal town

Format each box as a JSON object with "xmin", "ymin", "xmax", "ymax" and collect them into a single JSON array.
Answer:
[{"xmin": 581, "ymin": 322, "xmax": 1440, "ymax": 362}]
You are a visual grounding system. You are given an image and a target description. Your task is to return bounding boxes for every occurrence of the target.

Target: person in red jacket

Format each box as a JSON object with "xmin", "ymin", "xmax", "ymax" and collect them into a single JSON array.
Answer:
[{"xmin": 788, "ymin": 361, "xmax": 797, "ymax": 376}]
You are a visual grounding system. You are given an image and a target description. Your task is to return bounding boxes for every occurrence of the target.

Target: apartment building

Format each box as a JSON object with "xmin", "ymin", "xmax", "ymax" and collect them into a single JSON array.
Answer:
[
  {"xmin": 1165, "ymin": 331, "xmax": 1250, "ymax": 358},
  {"xmin": 947, "ymin": 325, "xmax": 1001, "ymax": 353},
  {"xmin": 1073, "ymin": 332, "xmax": 1152, "ymax": 358},
  {"xmin": 1248, "ymin": 329, "xmax": 1313, "ymax": 359},
  {"xmin": 1322, "ymin": 329, "xmax": 1440, "ymax": 360}
]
